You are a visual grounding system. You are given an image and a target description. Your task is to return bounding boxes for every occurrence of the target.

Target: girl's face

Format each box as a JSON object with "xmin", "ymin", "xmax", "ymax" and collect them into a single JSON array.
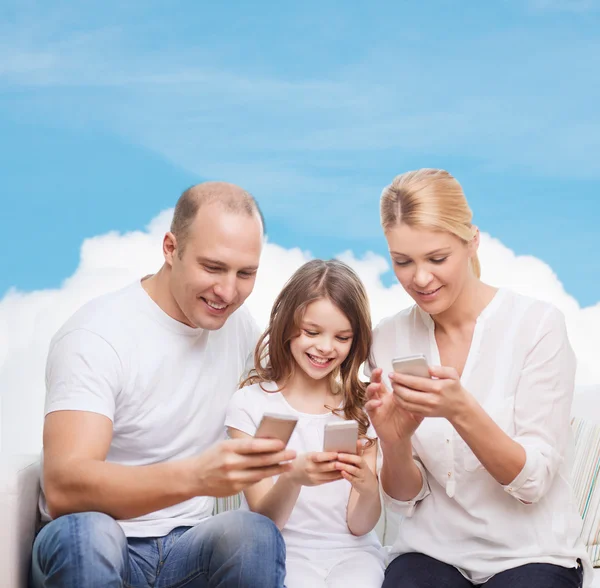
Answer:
[
  {"xmin": 290, "ymin": 297, "xmax": 354, "ymax": 381},
  {"xmin": 385, "ymin": 223, "xmax": 477, "ymax": 315}
]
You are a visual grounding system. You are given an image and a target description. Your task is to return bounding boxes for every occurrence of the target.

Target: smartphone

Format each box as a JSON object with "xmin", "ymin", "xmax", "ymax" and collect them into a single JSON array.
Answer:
[
  {"xmin": 254, "ymin": 412, "xmax": 298, "ymax": 446},
  {"xmin": 323, "ymin": 420, "xmax": 359, "ymax": 454},
  {"xmin": 392, "ymin": 354, "xmax": 431, "ymax": 378}
]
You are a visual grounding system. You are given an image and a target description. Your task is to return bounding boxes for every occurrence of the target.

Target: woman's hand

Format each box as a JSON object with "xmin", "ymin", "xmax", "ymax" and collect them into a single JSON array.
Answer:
[
  {"xmin": 366, "ymin": 368, "xmax": 423, "ymax": 444},
  {"xmin": 286, "ymin": 452, "xmax": 343, "ymax": 486},
  {"xmin": 335, "ymin": 442, "xmax": 379, "ymax": 497},
  {"xmin": 389, "ymin": 365, "xmax": 473, "ymax": 422}
]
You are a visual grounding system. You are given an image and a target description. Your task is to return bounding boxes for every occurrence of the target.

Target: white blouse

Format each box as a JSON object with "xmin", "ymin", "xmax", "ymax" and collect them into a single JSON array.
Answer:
[{"xmin": 369, "ymin": 288, "xmax": 593, "ymax": 585}]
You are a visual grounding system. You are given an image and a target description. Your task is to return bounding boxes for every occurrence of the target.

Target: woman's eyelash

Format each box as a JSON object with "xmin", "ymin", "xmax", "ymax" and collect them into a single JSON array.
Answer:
[{"xmin": 394, "ymin": 257, "xmax": 448, "ymax": 266}]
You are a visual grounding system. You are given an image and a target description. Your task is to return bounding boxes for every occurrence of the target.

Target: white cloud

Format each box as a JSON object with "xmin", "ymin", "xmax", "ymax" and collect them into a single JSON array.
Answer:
[{"xmin": 1, "ymin": 211, "xmax": 598, "ymax": 455}]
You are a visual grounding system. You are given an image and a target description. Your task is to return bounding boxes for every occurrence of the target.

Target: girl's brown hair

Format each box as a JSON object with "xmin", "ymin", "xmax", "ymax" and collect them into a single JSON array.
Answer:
[
  {"xmin": 242, "ymin": 259, "xmax": 374, "ymax": 444},
  {"xmin": 380, "ymin": 168, "xmax": 481, "ymax": 278}
]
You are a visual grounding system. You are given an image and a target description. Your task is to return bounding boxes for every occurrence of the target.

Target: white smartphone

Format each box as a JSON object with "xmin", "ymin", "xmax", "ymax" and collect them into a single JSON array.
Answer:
[
  {"xmin": 254, "ymin": 412, "xmax": 298, "ymax": 446},
  {"xmin": 392, "ymin": 354, "xmax": 431, "ymax": 378},
  {"xmin": 323, "ymin": 420, "xmax": 359, "ymax": 454}
]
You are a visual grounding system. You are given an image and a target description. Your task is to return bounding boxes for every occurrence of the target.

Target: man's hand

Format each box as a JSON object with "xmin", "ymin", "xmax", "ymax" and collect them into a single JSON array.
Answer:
[
  {"xmin": 286, "ymin": 452, "xmax": 342, "ymax": 487},
  {"xmin": 190, "ymin": 438, "xmax": 297, "ymax": 497},
  {"xmin": 365, "ymin": 368, "xmax": 423, "ymax": 444}
]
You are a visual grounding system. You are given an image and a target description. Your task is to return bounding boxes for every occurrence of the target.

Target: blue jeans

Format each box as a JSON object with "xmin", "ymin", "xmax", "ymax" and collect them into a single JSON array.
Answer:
[
  {"xmin": 30, "ymin": 510, "xmax": 286, "ymax": 588},
  {"xmin": 383, "ymin": 552, "xmax": 584, "ymax": 588}
]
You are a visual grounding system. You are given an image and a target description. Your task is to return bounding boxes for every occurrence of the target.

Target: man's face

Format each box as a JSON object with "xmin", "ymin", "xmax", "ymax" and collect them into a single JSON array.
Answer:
[{"xmin": 167, "ymin": 203, "xmax": 263, "ymax": 330}]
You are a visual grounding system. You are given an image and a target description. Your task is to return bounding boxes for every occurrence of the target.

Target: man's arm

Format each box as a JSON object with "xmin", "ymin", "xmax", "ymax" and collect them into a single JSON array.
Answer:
[{"xmin": 43, "ymin": 410, "xmax": 296, "ymax": 520}]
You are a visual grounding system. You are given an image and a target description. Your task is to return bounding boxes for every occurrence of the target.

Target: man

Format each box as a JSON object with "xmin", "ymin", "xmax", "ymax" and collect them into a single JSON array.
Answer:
[{"xmin": 31, "ymin": 182, "xmax": 296, "ymax": 587}]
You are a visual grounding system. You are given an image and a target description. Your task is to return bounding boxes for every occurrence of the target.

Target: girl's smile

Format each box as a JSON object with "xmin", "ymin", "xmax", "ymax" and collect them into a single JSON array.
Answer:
[{"xmin": 289, "ymin": 297, "xmax": 354, "ymax": 382}]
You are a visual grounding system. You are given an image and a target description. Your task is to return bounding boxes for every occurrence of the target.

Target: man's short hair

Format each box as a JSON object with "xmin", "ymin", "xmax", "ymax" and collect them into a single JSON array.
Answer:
[{"xmin": 170, "ymin": 182, "xmax": 265, "ymax": 254}]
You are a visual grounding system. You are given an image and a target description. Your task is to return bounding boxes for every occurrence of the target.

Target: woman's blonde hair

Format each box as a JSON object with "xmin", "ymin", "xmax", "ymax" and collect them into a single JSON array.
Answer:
[
  {"xmin": 242, "ymin": 259, "xmax": 374, "ymax": 445},
  {"xmin": 380, "ymin": 169, "xmax": 481, "ymax": 278}
]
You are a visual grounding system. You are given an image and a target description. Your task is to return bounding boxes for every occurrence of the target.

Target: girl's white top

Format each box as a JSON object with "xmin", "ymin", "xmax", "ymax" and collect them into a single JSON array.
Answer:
[
  {"xmin": 225, "ymin": 382, "xmax": 383, "ymax": 557},
  {"xmin": 368, "ymin": 288, "xmax": 592, "ymax": 585}
]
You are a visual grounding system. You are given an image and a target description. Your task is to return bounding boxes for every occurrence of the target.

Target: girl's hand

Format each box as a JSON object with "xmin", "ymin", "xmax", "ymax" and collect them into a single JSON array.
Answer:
[
  {"xmin": 287, "ymin": 452, "xmax": 343, "ymax": 486},
  {"xmin": 335, "ymin": 441, "xmax": 379, "ymax": 497},
  {"xmin": 389, "ymin": 365, "xmax": 473, "ymax": 422},
  {"xmin": 366, "ymin": 368, "xmax": 423, "ymax": 444}
]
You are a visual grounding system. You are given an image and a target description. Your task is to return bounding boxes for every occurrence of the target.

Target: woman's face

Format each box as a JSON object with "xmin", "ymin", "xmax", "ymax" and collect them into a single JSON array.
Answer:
[{"xmin": 384, "ymin": 222, "xmax": 477, "ymax": 315}]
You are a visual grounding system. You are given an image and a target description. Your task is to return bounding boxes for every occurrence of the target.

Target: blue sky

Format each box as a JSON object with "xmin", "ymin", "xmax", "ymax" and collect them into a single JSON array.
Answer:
[{"xmin": 1, "ymin": 0, "xmax": 599, "ymax": 305}]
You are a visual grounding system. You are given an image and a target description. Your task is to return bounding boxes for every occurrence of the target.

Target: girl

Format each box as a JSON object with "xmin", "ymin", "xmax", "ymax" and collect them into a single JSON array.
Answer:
[
  {"xmin": 225, "ymin": 259, "xmax": 385, "ymax": 588},
  {"xmin": 367, "ymin": 168, "xmax": 591, "ymax": 587}
]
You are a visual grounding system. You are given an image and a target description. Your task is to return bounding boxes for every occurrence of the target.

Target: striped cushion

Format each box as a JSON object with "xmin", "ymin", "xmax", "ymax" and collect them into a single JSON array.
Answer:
[
  {"xmin": 213, "ymin": 494, "xmax": 241, "ymax": 515},
  {"xmin": 571, "ymin": 417, "xmax": 600, "ymax": 566},
  {"xmin": 212, "ymin": 420, "xmax": 600, "ymax": 566}
]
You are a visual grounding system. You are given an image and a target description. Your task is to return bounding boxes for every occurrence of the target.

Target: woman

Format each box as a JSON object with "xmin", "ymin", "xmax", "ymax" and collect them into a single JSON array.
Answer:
[{"xmin": 366, "ymin": 169, "xmax": 591, "ymax": 587}]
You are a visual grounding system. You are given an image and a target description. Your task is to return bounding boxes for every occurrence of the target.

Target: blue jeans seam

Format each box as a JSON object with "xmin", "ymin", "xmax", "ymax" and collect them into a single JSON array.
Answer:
[
  {"xmin": 69, "ymin": 513, "xmax": 82, "ymax": 588},
  {"xmin": 156, "ymin": 537, "xmax": 164, "ymax": 577},
  {"xmin": 158, "ymin": 568, "xmax": 208, "ymax": 588}
]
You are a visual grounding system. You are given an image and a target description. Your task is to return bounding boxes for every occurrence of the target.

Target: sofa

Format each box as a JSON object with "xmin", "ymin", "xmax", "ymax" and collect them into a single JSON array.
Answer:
[{"xmin": 1, "ymin": 396, "xmax": 599, "ymax": 588}]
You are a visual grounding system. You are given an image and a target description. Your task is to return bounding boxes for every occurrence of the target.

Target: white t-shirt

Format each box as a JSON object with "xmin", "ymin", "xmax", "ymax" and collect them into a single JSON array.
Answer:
[
  {"xmin": 225, "ymin": 382, "xmax": 383, "ymax": 557},
  {"xmin": 368, "ymin": 288, "xmax": 593, "ymax": 586},
  {"xmin": 40, "ymin": 280, "xmax": 260, "ymax": 538}
]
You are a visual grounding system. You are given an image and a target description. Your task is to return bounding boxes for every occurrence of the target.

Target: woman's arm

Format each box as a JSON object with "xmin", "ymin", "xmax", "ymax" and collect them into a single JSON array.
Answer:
[
  {"xmin": 380, "ymin": 437, "xmax": 428, "ymax": 503},
  {"xmin": 338, "ymin": 441, "xmax": 381, "ymax": 536},
  {"xmin": 457, "ymin": 308, "xmax": 576, "ymax": 503},
  {"xmin": 390, "ymin": 308, "xmax": 575, "ymax": 504},
  {"xmin": 450, "ymin": 393, "xmax": 527, "ymax": 485},
  {"xmin": 366, "ymin": 369, "xmax": 429, "ymax": 508}
]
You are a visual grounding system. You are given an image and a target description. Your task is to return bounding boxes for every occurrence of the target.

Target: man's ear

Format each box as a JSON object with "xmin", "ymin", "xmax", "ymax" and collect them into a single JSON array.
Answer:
[{"xmin": 163, "ymin": 232, "xmax": 178, "ymax": 267}]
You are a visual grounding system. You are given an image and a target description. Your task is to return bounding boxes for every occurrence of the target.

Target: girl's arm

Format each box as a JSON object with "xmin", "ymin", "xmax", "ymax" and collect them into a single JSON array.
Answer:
[
  {"xmin": 228, "ymin": 427, "xmax": 301, "ymax": 529},
  {"xmin": 337, "ymin": 440, "xmax": 382, "ymax": 536},
  {"xmin": 228, "ymin": 427, "xmax": 342, "ymax": 529}
]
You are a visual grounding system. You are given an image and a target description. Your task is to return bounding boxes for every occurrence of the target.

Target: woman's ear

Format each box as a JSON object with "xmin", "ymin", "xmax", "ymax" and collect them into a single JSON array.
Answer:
[{"xmin": 470, "ymin": 226, "xmax": 480, "ymax": 254}]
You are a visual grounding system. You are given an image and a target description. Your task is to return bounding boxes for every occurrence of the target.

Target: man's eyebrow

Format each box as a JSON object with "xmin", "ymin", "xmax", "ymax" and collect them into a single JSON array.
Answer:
[
  {"xmin": 196, "ymin": 257, "xmax": 226, "ymax": 266},
  {"xmin": 196, "ymin": 257, "xmax": 258, "ymax": 271},
  {"xmin": 390, "ymin": 247, "xmax": 451, "ymax": 257}
]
